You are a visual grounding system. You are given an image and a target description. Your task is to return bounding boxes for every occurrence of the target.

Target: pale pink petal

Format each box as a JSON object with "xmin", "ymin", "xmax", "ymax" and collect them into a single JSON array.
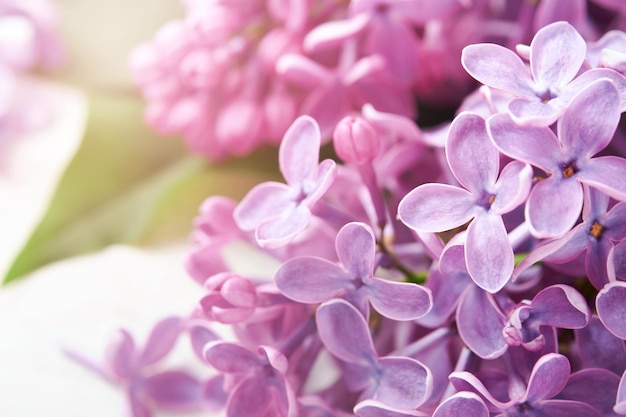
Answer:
[
  {"xmin": 227, "ymin": 377, "xmax": 272, "ymax": 417},
  {"xmin": 203, "ymin": 341, "xmax": 260, "ymax": 373},
  {"xmin": 432, "ymin": 392, "xmax": 489, "ymax": 417},
  {"xmin": 142, "ymin": 371, "xmax": 202, "ymax": 410},
  {"xmin": 256, "ymin": 203, "xmax": 311, "ymax": 248}
]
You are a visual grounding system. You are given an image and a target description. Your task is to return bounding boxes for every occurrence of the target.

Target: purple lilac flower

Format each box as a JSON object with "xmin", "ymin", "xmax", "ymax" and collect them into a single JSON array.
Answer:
[
  {"xmin": 488, "ymin": 78, "xmax": 626, "ymax": 238},
  {"xmin": 275, "ymin": 221, "xmax": 432, "ymax": 320},
  {"xmin": 234, "ymin": 115, "xmax": 337, "ymax": 248},
  {"xmin": 68, "ymin": 317, "xmax": 203, "ymax": 417},
  {"xmin": 316, "ymin": 299, "xmax": 433, "ymax": 410},
  {"xmin": 463, "ymin": 21, "xmax": 626, "ymax": 126},
  {"xmin": 450, "ymin": 353, "xmax": 599, "ymax": 417},
  {"xmin": 513, "ymin": 187, "xmax": 626, "ymax": 289},
  {"xmin": 399, "ymin": 112, "xmax": 532, "ymax": 293}
]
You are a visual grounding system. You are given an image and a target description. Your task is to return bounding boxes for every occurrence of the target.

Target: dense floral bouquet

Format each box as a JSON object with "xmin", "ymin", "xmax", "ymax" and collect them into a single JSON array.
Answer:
[{"xmin": 54, "ymin": 1, "xmax": 626, "ymax": 416}]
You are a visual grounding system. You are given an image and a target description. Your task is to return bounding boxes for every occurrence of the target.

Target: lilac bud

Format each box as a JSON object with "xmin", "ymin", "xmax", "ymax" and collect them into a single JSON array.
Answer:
[{"xmin": 333, "ymin": 115, "xmax": 380, "ymax": 164}]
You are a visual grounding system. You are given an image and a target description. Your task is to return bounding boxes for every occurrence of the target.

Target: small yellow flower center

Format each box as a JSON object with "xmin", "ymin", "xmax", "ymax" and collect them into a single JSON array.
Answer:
[
  {"xmin": 488, "ymin": 195, "xmax": 496, "ymax": 205},
  {"xmin": 589, "ymin": 221, "xmax": 604, "ymax": 239},
  {"xmin": 561, "ymin": 161, "xmax": 577, "ymax": 179}
]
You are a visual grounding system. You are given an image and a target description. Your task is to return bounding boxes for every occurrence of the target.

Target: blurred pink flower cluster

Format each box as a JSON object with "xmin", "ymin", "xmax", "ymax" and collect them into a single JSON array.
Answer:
[
  {"xmin": 131, "ymin": 0, "xmax": 603, "ymax": 161},
  {"xmin": 0, "ymin": 0, "xmax": 64, "ymax": 149}
]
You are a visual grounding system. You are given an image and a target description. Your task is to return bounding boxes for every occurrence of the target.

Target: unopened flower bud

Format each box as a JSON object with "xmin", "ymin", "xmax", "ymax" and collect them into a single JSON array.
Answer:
[{"xmin": 333, "ymin": 115, "xmax": 380, "ymax": 164}]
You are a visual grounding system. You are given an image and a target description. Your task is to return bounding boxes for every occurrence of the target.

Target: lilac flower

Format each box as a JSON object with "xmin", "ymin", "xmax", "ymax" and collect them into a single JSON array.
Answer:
[
  {"xmin": 130, "ymin": 0, "xmax": 335, "ymax": 159},
  {"xmin": 450, "ymin": 353, "xmax": 599, "ymax": 417},
  {"xmin": 275, "ymin": 222, "xmax": 432, "ymax": 321},
  {"xmin": 488, "ymin": 79, "xmax": 626, "ymax": 238},
  {"xmin": 501, "ymin": 284, "xmax": 589, "ymax": 351},
  {"xmin": 234, "ymin": 116, "xmax": 337, "ymax": 248},
  {"xmin": 456, "ymin": 284, "xmax": 588, "ymax": 359},
  {"xmin": 316, "ymin": 299, "xmax": 433, "ymax": 410},
  {"xmin": 462, "ymin": 21, "xmax": 626, "ymax": 126},
  {"xmin": 398, "ymin": 112, "xmax": 532, "ymax": 293},
  {"xmin": 303, "ymin": 0, "xmax": 462, "ymax": 87},
  {"xmin": 513, "ymin": 187, "xmax": 626, "ymax": 288},
  {"xmin": 186, "ymin": 196, "xmax": 242, "ymax": 284},
  {"xmin": 203, "ymin": 341, "xmax": 297, "ymax": 417},
  {"xmin": 277, "ymin": 42, "xmax": 414, "ymax": 137},
  {"xmin": 68, "ymin": 317, "xmax": 202, "ymax": 417},
  {"xmin": 0, "ymin": 0, "xmax": 64, "ymax": 71}
]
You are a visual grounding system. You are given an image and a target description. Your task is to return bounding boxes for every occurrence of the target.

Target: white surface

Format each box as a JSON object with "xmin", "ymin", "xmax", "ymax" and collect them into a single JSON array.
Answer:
[{"xmin": 0, "ymin": 244, "xmax": 208, "ymax": 417}]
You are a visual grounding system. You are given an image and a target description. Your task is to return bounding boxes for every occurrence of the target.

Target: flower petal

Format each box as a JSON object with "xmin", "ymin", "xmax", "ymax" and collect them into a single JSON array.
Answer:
[
  {"xmin": 461, "ymin": 44, "xmax": 536, "ymax": 97},
  {"xmin": 203, "ymin": 341, "xmax": 260, "ymax": 373},
  {"xmin": 432, "ymin": 392, "xmax": 489, "ymax": 417},
  {"xmin": 465, "ymin": 213, "xmax": 513, "ymax": 293},
  {"xmin": 530, "ymin": 21, "xmax": 586, "ymax": 87},
  {"xmin": 446, "ymin": 112, "xmax": 498, "ymax": 194},
  {"xmin": 304, "ymin": 13, "xmax": 371, "ymax": 53},
  {"xmin": 377, "ymin": 357, "xmax": 433, "ymax": 409},
  {"xmin": 142, "ymin": 371, "xmax": 201, "ymax": 410},
  {"xmin": 398, "ymin": 184, "xmax": 477, "ymax": 233},
  {"xmin": 354, "ymin": 399, "xmax": 428, "ymax": 417},
  {"xmin": 597, "ymin": 281, "xmax": 626, "ymax": 339},
  {"xmin": 227, "ymin": 377, "xmax": 272, "ymax": 417},
  {"xmin": 275, "ymin": 256, "xmax": 349, "ymax": 303},
  {"xmin": 366, "ymin": 278, "xmax": 432, "ymax": 321},
  {"xmin": 139, "ymin": 316, "xmax": 182, "ymax": 367},
  {"xmin": 524, "ymin": 353, "xmax": 571, "ymax": 403},
  {"xmin": 316, "ymin": 299, "xmax": 377, "ymax": 366},
  {"xmin": 578, "ymin": 156, "xmax": 626, "ymax": 202},
  {"xmin": 279, "ymin": 115, "xmax": 322, "ymax": 185},
  {"xmin": 531, "ymin": 284, "xmax": 589, "ymax": 329},
  {"xmin": 456, "ymin": 286, "xmax": 507, "ymax": 359},
  {"xmin": 491, "ymin": 161, "xmax": 533, "ymax": 215},
  {"xmin": 525, "ymin": 177, "xmax": 583, "ymax": 238},
  {"xmin": 234, "ymin": 182, "xmax": 293, "ymax": 231},
  {"xmin": 256, "ymin": 203, "xmax": 311, "ymax": 248},
  {"xmin": 336, "ymin": 222, "xmax": 376, "ymax": 279},
  {"xmin": 558, "ymin": 79, "xmax": 620, "ymax": 159},
  {"xmin": 556, "ymin": 368, "xmax": 620, "ymax": 417},
  {"xmin": 487, "ymin": 113, "xmax": 561, "ymax": 172}
]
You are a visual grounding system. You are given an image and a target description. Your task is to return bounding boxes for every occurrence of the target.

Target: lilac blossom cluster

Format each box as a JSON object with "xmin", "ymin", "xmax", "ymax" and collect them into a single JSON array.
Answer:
[
  {"xmin": 0, "ymin": 0, "xmax": 63, "ymax": 145},
  {"xmin": 81, "ymin": 2, "xmax": 626, "ymax": 417}
]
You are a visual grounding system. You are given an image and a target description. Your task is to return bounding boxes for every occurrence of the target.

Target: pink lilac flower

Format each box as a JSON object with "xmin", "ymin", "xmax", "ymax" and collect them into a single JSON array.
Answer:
[
  {"xmin": 130, "ymin": 0, "xmax": 340, "ymax": 160},
  {"xmin": 234, "ymin": 115, "xmax": 337, "ymax": 248},
  {"xmin": 0, "ymin": 0, "xmax": 64, "ymax": 71},
  {"xmin": 399, "ymin": 112, "xmax": 532, "ymax": 293},
  {"xmin": 488, "ymin": 79, "xmax": 626, "ymax": 238},
  {"xmin": 463, "ymin": 21, "xmax": 626, "ymax": 126}
]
